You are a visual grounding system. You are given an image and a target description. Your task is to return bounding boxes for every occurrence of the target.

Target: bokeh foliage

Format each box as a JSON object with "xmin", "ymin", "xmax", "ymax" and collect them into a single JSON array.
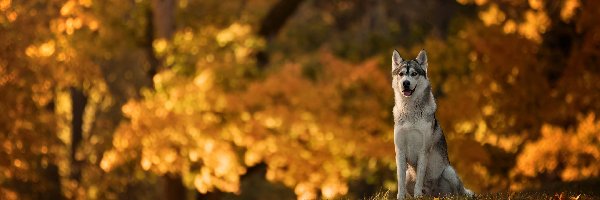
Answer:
[{"xmin": 1, "ymin": 0, "xmax": 599, "ymax": 199}]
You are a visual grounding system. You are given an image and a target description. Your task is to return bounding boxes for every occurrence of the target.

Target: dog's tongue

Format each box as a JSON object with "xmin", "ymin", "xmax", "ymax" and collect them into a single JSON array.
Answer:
[{"xmin": 403, "ymin": 90, "xmax": 413, "ymax": 96}]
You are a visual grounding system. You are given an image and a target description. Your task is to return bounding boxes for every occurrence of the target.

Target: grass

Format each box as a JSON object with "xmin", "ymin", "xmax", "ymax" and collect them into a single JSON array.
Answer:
[
  {"xmin": 363, "ymin": 179, "xmax": 600, "ymax": 200},
  {"xmin": 363, "ymin": 190, "xmax": 595, "ymax": 200}
]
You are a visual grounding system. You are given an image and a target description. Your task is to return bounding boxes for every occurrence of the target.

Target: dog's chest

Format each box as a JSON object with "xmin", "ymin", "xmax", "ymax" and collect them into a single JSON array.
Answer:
[
  {"xmin": 397, "ymin": 120, "xmax": 431, "ymax": 166},
  {"xmin": 405, "ymin": 129, "xmax": 422, "ymax": 166}
]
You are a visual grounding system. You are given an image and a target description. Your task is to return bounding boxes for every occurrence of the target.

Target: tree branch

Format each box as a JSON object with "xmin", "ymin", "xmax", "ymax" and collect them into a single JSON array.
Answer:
[{"xmin": 256, "ymin": 0, "xmax": 305, "ymax": 68}]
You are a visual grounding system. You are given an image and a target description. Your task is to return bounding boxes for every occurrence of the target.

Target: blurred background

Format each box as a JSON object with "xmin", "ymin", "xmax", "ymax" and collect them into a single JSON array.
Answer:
[{"xmin": 1, "ymin": 0, "xmax": 600, "ymax": 199}]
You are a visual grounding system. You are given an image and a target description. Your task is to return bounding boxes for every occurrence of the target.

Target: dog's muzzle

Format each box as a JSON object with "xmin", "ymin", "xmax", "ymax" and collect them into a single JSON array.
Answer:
[{"xmin": 402, "ymin": 81, "xmax": 415, "ymax": 97}]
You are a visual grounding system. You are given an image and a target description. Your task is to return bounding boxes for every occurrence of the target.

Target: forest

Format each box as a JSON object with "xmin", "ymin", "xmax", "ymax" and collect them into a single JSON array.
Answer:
[{"xmin": 1, "ymin": 0, "xmax": 599, "ymax": 199}]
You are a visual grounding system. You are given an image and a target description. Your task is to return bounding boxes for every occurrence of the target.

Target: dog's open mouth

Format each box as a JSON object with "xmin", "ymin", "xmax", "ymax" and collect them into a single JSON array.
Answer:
[{"xmin": 402, "ymin": 87, "xmax": 415, "ymax": 97}]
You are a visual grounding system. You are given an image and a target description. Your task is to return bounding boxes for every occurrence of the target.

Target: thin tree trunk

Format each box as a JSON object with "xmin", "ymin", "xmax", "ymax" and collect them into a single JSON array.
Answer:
[
  {"xmin": 146, "ymin": 0, "xmax": 176, "ymax": 82},
  {"xmin": 69, "ymin": 87, "xmax": 87, "ymax": 181},
  {"xmin": 152, "ymin": 0, "xmax": 176, "ymax": 39},
  {"xmin": 147, "ymin": 0, "xmax": 187, "ymax": 199},
  {"xmin": 145, "ymin": 8, "xmax": 160, "ymax": 84},
  {"xmin": 43, "ymin": 99, "xmax": 63, "ymax": 200}
]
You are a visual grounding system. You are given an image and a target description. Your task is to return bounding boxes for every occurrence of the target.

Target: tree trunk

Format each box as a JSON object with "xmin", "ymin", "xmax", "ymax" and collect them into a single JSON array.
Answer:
[
  {"xmin": 69, "ymin": 87, "xmax": 87, "ymax": 181},
  {"xmin": 152, "ymin": 0, "xmax": 176, "ymax": 39},
  {"xmin": 43, "ymin": 99, "xmax": 63, "ymax": 200},
  {"xmin": 43, "ymin": 163, "xmax": 63, "ymax": 200},
  {"xmin": 145, "ymin": 8, "xmax": 161, "ymax": 83},
  {"xmin": 146, "ymin": 0, "xmax": 176, "ymax": 82},
  {"xmin": 165, "ymin": 174, "xmax": 187, "ymax": 200},
  {"xmin": 540, "ymin": 0, "xmax": 577, "ymax": 86},
  {"xmin": 147, "ymin": 1, "xmax": 187, "ymax": 199}
]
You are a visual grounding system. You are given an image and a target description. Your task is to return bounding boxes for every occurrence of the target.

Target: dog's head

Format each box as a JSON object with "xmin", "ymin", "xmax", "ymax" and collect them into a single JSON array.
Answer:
[{"xmin": 391, "ymin": 49, "xmax": 429, "ymax": 98}]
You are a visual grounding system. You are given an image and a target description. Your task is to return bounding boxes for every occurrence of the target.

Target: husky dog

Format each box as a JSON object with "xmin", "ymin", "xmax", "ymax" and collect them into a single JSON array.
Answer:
[{"xmin": 392, "ymin": 50, "xmax": 473, "ymax": 199}]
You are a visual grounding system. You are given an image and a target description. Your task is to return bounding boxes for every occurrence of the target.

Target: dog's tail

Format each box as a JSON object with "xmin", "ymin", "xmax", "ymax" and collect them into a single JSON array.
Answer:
[
  {"xmin": 463, "ymin": 187, "xmax": 474, "ymax": 197},
  {"xmin": 456, "ymin": 178, "xmax": 474, "ymax": 197}
]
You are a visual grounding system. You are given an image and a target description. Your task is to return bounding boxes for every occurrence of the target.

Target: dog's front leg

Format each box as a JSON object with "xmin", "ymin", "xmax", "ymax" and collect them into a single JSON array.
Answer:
[
  {"xmin": 395, "ymin": 147, "xmax": 407, "ymax": 199},
  {"xmin": 413, "ymin": 132, "xmax": 431, "ymax": 197},
  {"xmin": 394, "ymin": 126, "xmax": 407, "ymax": 199}
]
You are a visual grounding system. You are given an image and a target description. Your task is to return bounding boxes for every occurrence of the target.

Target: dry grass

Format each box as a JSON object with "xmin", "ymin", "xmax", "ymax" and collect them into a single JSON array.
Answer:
[
  {"xmin": 363, "ymin": 179, "xmax": 600, "ymax": 200},
  {"xmin": 363, "ymin": 190, "xmax": 594, "ymax": 200}
]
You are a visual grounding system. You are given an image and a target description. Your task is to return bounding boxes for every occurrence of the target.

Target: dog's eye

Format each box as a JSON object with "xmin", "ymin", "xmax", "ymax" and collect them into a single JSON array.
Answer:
[
  {"xmin": 399, "ymin": 72, "xmax": 404, "ymax": 76},
  {"xmin": 411, "ymin": 72, "xmax": 417, "ymax": 76}
]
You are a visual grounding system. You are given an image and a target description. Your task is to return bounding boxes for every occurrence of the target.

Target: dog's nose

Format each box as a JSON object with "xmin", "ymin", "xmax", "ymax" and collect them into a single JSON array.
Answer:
[{"xmin": 403, "ymin": 81, "xmax": 410, "ymax": 88}]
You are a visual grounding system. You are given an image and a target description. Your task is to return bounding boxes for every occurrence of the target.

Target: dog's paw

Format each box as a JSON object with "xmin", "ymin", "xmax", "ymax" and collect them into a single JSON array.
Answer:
[
  {"xmin": 413, "ymin": 190, "xmax": 423, "ymax": 198},
  {"xmin": 397, "ymin": 191, "xmax": 409, "ymax": 200}
]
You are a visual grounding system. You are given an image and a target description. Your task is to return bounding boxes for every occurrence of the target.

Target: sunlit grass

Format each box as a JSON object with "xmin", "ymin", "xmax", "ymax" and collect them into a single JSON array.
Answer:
[{"xmin": 363, "ymin": 190, "xmax": 590, "ymax": 200}]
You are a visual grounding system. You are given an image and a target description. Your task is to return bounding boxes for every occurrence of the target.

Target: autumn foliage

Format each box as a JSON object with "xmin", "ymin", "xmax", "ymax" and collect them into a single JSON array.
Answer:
[{"xmin": 1, "ymin": 0, "xmax": 600, "ymax": 199}]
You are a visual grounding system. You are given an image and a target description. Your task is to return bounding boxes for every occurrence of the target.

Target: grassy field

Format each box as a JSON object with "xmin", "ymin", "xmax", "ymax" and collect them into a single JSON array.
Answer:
[
  {"xmin": 363, "ymin": 179, "xmax": 600, "ymax": 200},
  {"xmin": 364, "ymin": 190, "xmax": 595, "ymax": 200}
]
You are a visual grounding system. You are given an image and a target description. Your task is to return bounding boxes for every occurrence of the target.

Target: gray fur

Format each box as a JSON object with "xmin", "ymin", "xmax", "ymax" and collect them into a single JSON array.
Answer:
[{"xmin": 392, "ymin": 50, "xmax": 473, "ymax": 199}]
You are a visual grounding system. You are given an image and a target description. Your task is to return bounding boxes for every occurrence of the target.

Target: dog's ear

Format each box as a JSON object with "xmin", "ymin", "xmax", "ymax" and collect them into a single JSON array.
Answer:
[
  {"xmin": 416, "ymin": 49, "xmax": 428, "ymax": 72},
  {"xmin": 392, "ymin": 49, "xmax": 403, "ymax": 69}
]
